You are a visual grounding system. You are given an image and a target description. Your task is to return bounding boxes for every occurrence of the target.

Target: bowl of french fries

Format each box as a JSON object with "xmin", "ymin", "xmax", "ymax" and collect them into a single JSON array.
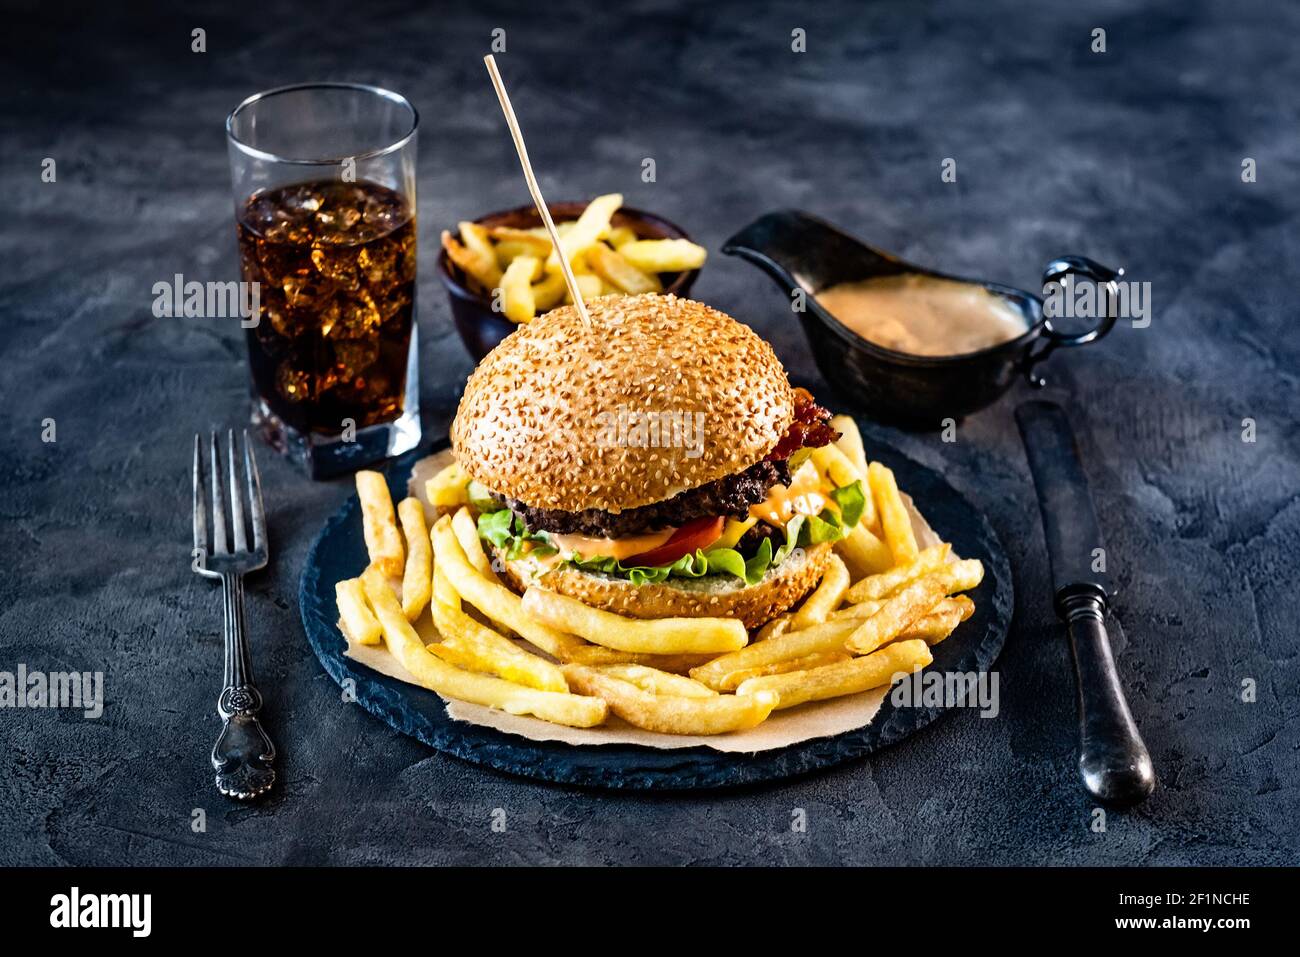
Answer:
[{"xmin": 438, "ymin": 193, "xmax": 707, "ymax": 360}]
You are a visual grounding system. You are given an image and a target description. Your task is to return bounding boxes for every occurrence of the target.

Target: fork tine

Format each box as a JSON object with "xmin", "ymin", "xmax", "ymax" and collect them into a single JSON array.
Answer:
[
  {"xmin": 192, "ymin": 434, "xmax": 208, "ymax": 557},
  {"xmin": 243, "ymin": 429, "xmax": 267, "ymax": 552},
  {"xmin": 209, "ymin": 431, "xmax": 229, "ymax": 555},
  {"xmin": 227, "ymin": 429, "xmax": 248, "ymax": 553}
]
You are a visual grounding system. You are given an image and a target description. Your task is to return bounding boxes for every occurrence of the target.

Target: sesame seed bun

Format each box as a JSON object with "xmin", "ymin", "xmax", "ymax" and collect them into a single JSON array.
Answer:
[
  {"xmin": 494, "ymin": 542, "xmax": 833, "ymax": 631},
  {"xmin": 451, "ymin": 294, "xmax": 795, "ymax": 512}
]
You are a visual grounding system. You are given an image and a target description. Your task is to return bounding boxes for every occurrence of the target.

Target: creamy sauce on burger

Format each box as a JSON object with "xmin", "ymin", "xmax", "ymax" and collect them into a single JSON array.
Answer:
[
  {"xmin": 749, "ymin": 461, "xmax": 828, "ymax": 526},
  {"xmin": 548, "ymin": 528, "xmax": 674, "ymax": 562},
  {"xmin": 816, "ymin": 274, "xmax": 1027, "ymax": 357}
]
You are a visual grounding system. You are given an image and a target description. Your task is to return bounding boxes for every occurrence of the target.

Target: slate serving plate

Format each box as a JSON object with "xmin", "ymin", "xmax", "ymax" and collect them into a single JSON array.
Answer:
[{"xmin": 299, "ymin": 428, "xmax": 1012, "ymax": 790}]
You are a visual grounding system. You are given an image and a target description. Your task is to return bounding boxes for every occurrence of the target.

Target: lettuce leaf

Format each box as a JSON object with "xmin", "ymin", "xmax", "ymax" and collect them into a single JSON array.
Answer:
[
  {"xmin": 830, "ymin": 480, "xmax": 866, "ymax": 528},
  {"xmin": 568, "ymin": 544, "xmax": 765, "ymax": 586},
  {"xmin": 476, "ymin": 509, "xmax": 556, "ymax": 560}
]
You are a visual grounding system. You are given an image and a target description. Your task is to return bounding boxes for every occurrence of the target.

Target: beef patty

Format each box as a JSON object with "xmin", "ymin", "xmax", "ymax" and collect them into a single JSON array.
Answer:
[{"xmin": 498, "ymin": 458, "xmax": 792, "ymax": 539}]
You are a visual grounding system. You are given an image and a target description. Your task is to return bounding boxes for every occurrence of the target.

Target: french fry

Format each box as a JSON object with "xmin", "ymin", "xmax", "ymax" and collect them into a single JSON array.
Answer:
[
  {"xmin": 558, "ymin": 644, "xmax": 715, "ymax": 672},
  {"xmin": 587, "ymin": 243, "xmax": 663, "ymax": 295},
  {"xmin": 812, "ymin": 442, "xmax": 877, "ymax": 531},
  {"xmin": 690, "ymin": 618, "xmax": 861, "ymax": 691},
  {"xmin": 562, "ymin": 664, "xmax": 777, "ymax": 735},
  {"xmin": 488, "ymin": 225, "xmax": 551, "ymax": 257},
  {"xmin": 355, "ymin": 470, "xmax": 404, "ymax": 577},
  {"xmin": 830, "ymin": 414, "xmax": 869, "ymax": 478},
  {"xmin": 531, "ymin": 268, "xmax": 567, "ymax": 312},
  {"xmin": 549, "ymin": 193, "xmax": 623, "ymax": 271},
  {"xmin": 737, "ymin": 640, "xmax": 932, "ymax": 710},
  {"xmin": 869, "ymin": 462, "xmax": 919, "ymax": 565},
  {"xmin": 844, "ymin": 543, "xmax": 951, "ymax": 604},
  {"xmin": 424, "ymin": 462, "xmax": 470, "ymax": 509},
  {"xmin": 521, "ymin": 586, "xmax": 748, "ymax": 655},
  {"xmin": 836, "ymin": 594, "xmax": 968, "ymax": 628},
  {"xmin": 607, "ymin": 225, "xmax": 637, "ymax": 249},
  {"xmin": 397, "ymin": 497, "xmax": 432, "ymax": 620},
  {"xmin": 360, "ymin": 569, "xmax": 606, "ymax": 728},
  {"xmin": 718, "ymin": 650, "xmax": 851, "ymax": 692},
  {"xmin": 433, "ymin": 565, "xmax": 459, "ymax": 609},
  {"xmin": 789, "ymin": 554, "xmax": 851, "ymax": 630},
  {"xmin": 755, "ymin": 613, "xmax": 792, "ymax": 642},
  {"xmin": 831, "ymin": 598, "xmax": 886, "ymax": 620},
  {"xmin": 500, "ymin": 255, "xmax": 542, "ymax": 324},
  {"xmin": 903, "ymin": 595, "xmax": 975, "ymax": 646},
  {"xmin": 451, "ymin": 507, "xmax": 498, "ymax": 581},
  {"xmin": 458, "ymin": 221, "xmax": 498, "ymax": 264},
  {"xmin": 844, "ymin": 560, "xmax": 983, "ymax": 655},
  {"xmin": 567, "ymin": 273, "xmax": 603, "ymax": 304},
  {"xmin": 835, "ymin": 523, "xmax": 894, "ymax": 578},
  {"xmin": 618, "ymin": 238, "xmax": 708, "ymax": 273},
  {"xmin": 812, "ymin": 441, "xmax": 861, "ymax": 488},
  {"xmin": 431, "ymin": 517, "xmax": 588, "ymax": 660},
  {"xmin": 492, "ymin": 240, "xmax": 539, "ymax": 265},
  {"xmin": 935, "ymin": 558, "xmax": 985, "ymax": 593},
  {"xmin": 593, "ymin": 664, "xmax": 717, "ymax": 698},
  {"xmin": 428, "ymin": 586, "xmax": 568, "ymax": 692},
  {"xmin": 441, "ymin": 230, "xmax": 502, "ymax": 291},
  {"xmin": 843, "ymin": 576, "xmax": 945, "ymax": 656},
  {"xmin": 335, "ymin": 577, "xmax": 382, "ymax": 645},
  {"xmin": 515, "ymin": 224, "xmax": 563, "ymax": 239}
]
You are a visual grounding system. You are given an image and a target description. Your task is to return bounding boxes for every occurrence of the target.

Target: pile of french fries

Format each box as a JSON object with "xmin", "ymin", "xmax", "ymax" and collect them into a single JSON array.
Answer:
[
  {"xmin": 334, "ymin": 416, "xmax": 983, "ymax": 736},
  {"xmin": 440, "ymin": 193, "xmax": 708, "ymax": 324}
]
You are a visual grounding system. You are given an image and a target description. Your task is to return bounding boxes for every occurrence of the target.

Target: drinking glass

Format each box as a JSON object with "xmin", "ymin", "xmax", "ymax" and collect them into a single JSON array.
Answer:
[{"xmin": 227, "ymin": 83, "xmax": 420, "ymax": 478}]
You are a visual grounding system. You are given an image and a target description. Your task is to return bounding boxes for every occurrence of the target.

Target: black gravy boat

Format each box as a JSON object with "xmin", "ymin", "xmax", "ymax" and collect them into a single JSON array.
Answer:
[{"xmin": 722, "ymin": 211, "xmax": 1121, "ymax": 428}]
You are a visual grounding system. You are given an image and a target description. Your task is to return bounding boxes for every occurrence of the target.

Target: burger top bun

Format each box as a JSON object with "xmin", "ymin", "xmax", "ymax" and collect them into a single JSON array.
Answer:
[{"xmin": 451, "ymin": 294, "xmax": 796, "ymax": 513}]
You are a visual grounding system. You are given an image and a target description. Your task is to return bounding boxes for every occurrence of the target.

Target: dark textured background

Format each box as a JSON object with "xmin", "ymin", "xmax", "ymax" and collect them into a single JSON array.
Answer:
[{"xmin": 1, "ymin": 0, "xmax": 1296, "ymax": 865}]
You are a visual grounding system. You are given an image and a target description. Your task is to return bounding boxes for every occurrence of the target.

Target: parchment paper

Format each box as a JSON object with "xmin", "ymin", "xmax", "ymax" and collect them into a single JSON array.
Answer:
[{"xmin": 340, "ymin": 450, "xmax": 942, "ymax": 753}]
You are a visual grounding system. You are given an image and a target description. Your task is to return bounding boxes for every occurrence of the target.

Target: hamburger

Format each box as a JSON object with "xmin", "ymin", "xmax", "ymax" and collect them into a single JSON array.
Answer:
[{"xmin": 449, "ymin": 294, "xmax": 867, "ymax": 629}]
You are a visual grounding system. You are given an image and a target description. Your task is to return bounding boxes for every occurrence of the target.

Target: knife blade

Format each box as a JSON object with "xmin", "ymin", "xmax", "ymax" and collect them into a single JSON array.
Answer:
[
  {"xmin": 1015, "ymin": 400, "xmax": 1114, "ymax": 607},
  {"xmin": 1015, "ymin": 400, "xmax": 1155, "ymax": 805}
]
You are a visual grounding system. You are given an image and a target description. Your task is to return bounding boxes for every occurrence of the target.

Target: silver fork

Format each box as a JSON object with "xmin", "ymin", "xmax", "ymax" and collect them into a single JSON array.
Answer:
[{"xmin": 192, "ymin": 429, "xmax": 276, "ymax": 800}]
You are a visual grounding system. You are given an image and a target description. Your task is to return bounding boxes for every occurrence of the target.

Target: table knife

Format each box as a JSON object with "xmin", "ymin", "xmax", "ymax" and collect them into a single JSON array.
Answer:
[{"xmin": 1015, "ymin": 400, "xmax": 1155, "ymax": 805}]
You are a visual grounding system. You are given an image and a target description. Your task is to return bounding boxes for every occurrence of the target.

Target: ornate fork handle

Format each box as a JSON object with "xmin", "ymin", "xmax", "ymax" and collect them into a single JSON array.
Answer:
[{"xmin": 211, "ymin": 571, "xmax": 277, "ymax": 800}]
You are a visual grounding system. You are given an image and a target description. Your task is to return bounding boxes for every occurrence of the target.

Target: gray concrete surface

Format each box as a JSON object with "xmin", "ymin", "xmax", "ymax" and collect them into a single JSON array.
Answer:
[{"xmin": 1, "ymin": 0, "xmax": 1296, "ymax": 865}]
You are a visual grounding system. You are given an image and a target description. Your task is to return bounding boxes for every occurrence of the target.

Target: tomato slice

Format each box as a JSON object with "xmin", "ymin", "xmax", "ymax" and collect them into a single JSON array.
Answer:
[{"xmin": 625, "ymin": 516, "xmax": 725, "ymax": 567}]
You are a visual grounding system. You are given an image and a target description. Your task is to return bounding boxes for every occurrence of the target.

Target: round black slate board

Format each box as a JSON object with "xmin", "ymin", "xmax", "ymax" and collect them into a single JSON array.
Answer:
[{"xmin": 299, "ymin": 433, "xmax": 1012, "ymax": 790}]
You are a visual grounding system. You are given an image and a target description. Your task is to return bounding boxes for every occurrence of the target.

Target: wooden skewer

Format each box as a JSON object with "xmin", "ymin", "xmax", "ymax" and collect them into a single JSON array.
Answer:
[{"xmin": 483, "ymin": 54, "xmax": 591, "ymax": 327}]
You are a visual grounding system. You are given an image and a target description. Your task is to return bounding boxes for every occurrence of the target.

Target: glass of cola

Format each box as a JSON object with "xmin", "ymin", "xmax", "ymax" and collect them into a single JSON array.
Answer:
[{"xmin": 227, "ymin": 83, "xmax": 420, "ymax": 477}]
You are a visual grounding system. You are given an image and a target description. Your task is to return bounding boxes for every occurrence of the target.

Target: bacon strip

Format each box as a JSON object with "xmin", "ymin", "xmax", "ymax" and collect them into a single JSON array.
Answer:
[{"xmin": 765, "ymin": 387, "xmax": 840, "ymax": 461}]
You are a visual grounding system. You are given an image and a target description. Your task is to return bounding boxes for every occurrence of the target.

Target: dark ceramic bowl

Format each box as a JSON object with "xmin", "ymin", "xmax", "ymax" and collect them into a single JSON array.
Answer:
[
  {"xmin": 723, "ymin": 211, "xmax": 1122, "ymax": 428},
  {"xmin": 438, "ymin": 202, "xmax": 702, "ymax": 362}
]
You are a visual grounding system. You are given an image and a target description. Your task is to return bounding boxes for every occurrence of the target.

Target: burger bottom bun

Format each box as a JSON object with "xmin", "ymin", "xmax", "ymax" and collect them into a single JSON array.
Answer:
[{"xmin": 493, "ymin": 542, "xmax": 833, "ymax": 631}]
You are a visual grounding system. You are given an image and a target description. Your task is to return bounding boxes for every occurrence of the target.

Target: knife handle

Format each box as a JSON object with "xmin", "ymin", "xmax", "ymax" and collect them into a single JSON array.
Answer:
[{"xmin": 1062, "ymin": 592, "xmax": 1156, "ymax": 805}]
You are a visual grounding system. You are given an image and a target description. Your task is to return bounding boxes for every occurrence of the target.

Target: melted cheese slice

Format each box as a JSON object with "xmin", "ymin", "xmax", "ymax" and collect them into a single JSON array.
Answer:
[
  {"xmin": 749, "ymin": 461, "xmax": 831, "ymax": 526},
  {"xmin": 548, "ymin": 527, "xmax": 675, "ymax": 562}
]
